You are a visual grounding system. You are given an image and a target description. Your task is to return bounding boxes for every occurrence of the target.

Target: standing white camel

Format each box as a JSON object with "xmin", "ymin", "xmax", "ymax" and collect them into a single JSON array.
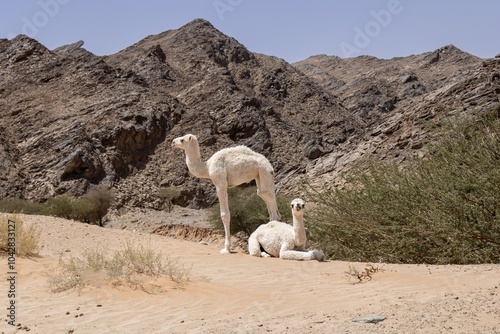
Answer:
[
  {"xmin": 171, "ymin": 134, "xmax": 280, "ymax": 254},
  {"xmin": 248, "ymin": 198, "xmax": 324, "ymax": 261}
]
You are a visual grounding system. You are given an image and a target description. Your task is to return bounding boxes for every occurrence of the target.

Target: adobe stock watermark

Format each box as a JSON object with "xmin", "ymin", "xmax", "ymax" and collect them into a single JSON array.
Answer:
[
  {"xmin": 339, "ymin": 0, "xmax": 405, "ymax": 57},
  {"xmin": 7, "ymin": 0, "xmax": 71, "ymax": 40},
  {"xmin": 213, "ymin": 0, "xmax": 243, "ymax": 21},
  {"xmin": 5, "ymin": 218, "xmax": 17, "ymax": 326}
]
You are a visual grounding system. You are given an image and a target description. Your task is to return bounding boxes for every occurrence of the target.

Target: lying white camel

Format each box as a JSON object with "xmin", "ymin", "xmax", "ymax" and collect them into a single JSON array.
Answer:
[
  {"xmin": 248, "ymin": 198, "xmax": 324, "ymax": 261},
  {"xmin": 172, "ymin": 134, "xmax": 280, "ymax": 254}
]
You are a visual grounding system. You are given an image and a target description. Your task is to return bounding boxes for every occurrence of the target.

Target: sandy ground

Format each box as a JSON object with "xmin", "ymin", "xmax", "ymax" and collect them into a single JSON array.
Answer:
[{"xmin": 1, "ymin": 212, "xmax": 499, "ymax": 334}]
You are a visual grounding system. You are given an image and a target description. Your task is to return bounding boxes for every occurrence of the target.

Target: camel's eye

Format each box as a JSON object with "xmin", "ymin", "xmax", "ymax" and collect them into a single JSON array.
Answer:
[{"xmin": 180, "ymin": 139, "xmax": 184, "ymax": 143}]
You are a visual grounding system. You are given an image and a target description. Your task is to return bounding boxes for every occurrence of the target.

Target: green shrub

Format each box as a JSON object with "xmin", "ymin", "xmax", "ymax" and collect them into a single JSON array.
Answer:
[
  {"xmin": 306, "ymin": 108, "xmax": 500, "ymax": 264},
  {"xmin": 0, "ymin": 187, "xmax": 113, "ymax": 226},
  {"xmin": 43, "ymin": 196, "xmax": 74, "ymax": 219},
  {"xmin": 156, "ymin": 187, "xmax": 181, "ymax": 212},
  {"xmin": 70, "ymin": 198, "xmax": 101, "ymax": 224},
  {"xmin": 156, "ymin": 187, "xmax": 181, "ymax": 201},
  {"xmin": 208, "ymin": 186, "xmax": 292, "ymax": 237},
  {"xmin": 40, "ymin": 195, "xmax": 102, "ymax": 225},
  {"xmin": 0, "ymin": 198, "xmax": 43, "ymax": 215}
]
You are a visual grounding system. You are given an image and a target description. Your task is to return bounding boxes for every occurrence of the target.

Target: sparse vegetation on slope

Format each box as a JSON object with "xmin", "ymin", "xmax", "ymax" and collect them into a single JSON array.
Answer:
[
  {"xmin": 306, "ymin": 108, "xmax": 500, "ymax": 264},
  {"xmin": 0, "ymin": 187, "xmax": 114, "ymax": 225},
  {"xmin": 47, "ymin": 240, "xmax": 191, "ymax": 293}
]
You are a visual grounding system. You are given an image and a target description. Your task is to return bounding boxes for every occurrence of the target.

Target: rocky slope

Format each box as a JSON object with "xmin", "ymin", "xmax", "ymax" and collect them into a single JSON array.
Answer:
[
  {"xmin": 0, "ymin": 19, "xmax": 359, "ymax": 209},
  {"xmin": 0, "ymin": 34, "xmax": 185, "ymax": 206},
  {"xmin": 1, "ymin": 18, "xmax": 499, "ymax": 210},
  {"xmin": 294, "ymin": 45, "xmax": 500, "ymax": 187}
]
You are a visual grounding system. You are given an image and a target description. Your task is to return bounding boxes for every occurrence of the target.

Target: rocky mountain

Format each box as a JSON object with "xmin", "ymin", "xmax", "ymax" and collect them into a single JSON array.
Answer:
[
  {"xmin": 1, "ymin": 18, "xmax": 499, "ymax": 211},
  {"xmin": 294, "ymin": 45, "xmax": 500, "ymax": 187},
  {"xmin": 0, "ymin": 19, "xmax": 359, "ymax": 209}
]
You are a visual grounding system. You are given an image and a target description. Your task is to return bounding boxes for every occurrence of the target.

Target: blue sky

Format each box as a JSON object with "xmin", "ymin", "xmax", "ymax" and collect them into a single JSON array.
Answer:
[{"xmin": 1, "ymin": 1, "xmax": 499, "ymax": 62}]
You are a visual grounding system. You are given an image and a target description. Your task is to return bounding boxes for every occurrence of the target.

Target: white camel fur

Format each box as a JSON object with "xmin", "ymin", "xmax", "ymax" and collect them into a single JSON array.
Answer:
[
  {"xmin": 171, "ymin": 134, "xmax": 280, "ymax": 254},
  {"xmin": 248, "ymin": 198, "xmax": 324, "ymax": 261}
]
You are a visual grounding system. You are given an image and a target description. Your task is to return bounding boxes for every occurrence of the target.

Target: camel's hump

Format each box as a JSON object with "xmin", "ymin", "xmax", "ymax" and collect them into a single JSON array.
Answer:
[
  {"xmin": 206, "ymin": 145, "xmax": 274, "ymax": 175},
  {"xmin": 209, "ymin": 145, "xmax": 267, "ymax": 159}
]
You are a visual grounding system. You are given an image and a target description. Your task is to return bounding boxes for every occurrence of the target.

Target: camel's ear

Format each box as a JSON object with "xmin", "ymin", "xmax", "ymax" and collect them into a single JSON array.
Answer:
[{"xmin": 187, "ymin": 134, "xmax": 195, "ymax": 141}]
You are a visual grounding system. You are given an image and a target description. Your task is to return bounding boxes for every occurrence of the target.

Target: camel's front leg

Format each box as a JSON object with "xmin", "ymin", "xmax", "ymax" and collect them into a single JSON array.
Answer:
[{"xmin": 216, "ymin": 185, "xmax": 231, "ymax": 254}]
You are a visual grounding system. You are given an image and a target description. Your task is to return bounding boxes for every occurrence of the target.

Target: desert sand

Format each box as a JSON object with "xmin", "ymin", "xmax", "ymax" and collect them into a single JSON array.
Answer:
[{"xmin": 1, "ymin": 212, "xmax": 499, "ymax": 334}]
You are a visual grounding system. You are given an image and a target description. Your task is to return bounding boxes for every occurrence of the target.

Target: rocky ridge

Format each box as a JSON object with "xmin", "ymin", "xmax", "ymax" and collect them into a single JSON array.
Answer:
[
  {"xmin": 294, "ymin": 45, "xmax": 500, "ymax": 187},
  {"xmin": 1, "ymin": 19, "xmax": 499, "ymax": 210}
]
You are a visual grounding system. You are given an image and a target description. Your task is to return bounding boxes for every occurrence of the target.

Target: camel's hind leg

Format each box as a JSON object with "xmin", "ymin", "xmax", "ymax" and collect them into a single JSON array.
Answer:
[
  {"xmin": 280, "ymin": 249, "xmax": 323, "ymax": 261},
  {"xmin": 255, "ymin": 169, "xmax": 281, "ymax": 221}
]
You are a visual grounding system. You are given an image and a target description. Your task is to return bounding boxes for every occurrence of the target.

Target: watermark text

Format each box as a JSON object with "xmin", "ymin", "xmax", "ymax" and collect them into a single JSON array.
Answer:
[
  {"xmin": 6, "ymin": 218, "xmax": 17, "ymax": 326},
  {"xmin": 339, "ymin": 0, "xmax": 405, "ymax": 57},
  {"xmin": 7, "ymin": 0, "xmax": 71, "ymax": 40},
  {"xmin": 213, "ymin": 0, "xmax": 243, "ymax": 21}
]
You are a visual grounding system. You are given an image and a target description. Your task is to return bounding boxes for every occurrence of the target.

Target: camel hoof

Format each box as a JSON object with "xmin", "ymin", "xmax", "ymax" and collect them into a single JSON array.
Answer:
[
  {"xmin": 313, "ymin": 250, "xmax": 325, "ymax": 261},
  {"xmin": 220, "ymin": 248, "xmax": 231, "ymax": 254}
]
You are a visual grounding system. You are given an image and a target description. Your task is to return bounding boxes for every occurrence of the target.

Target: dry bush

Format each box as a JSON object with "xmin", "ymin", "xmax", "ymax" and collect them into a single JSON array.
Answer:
[
  {"xmin": 345, "ymin": 264, "xmax": 383, "ymax": 284},
  {"xmin": 0, "ymin": 215, "xmax": 41, "ymax": 256},
  {"xmin": 84, "ymin": 247, "xmax": 107, "ymax": 271},
  {"xmin": 46, "ymin": 240, "xmax": 191, "ymax": 293},
  {"xmin": 46, "ymin": 254, "xmax": 85, "ymax": 293},
  {"xmin": 83, "ymin": 187, "xmax": 114, "ymax": 225},
  {"xmin": 163, "ymin": 255, "xmax": 192, "ymax": 284}
]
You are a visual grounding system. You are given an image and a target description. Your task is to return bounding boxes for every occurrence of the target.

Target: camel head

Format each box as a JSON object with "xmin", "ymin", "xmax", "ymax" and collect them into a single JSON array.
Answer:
[
  {"xmin": 291, "ymin": 198, "xmax": 306, "ymax": 215},
  {"xmin": 171, "ymin": 134, "xmax": 198, "ymax": 150}
]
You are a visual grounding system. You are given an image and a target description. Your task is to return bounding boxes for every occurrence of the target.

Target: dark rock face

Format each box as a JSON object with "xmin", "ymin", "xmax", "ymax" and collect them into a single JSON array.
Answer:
[
  {"xmin": 0, "ymin": 20, "xmax": 356, "ymax": 208},
  {"xmin": 0, "ymin": 34, "xmax": 185, "ymax": 202},
  {"xmin": 1, "ymin": 20, "xmax": 499, "ymax": 210}
]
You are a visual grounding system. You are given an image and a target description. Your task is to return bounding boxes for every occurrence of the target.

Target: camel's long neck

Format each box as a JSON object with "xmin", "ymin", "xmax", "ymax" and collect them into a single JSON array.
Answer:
[
  {"xmin": 292, "ymin": 213, "xmax": 307, "ymax": 247},
  {"xmin": 184, "ymin": 145, "xmax": 210, "ymax": 179}
]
